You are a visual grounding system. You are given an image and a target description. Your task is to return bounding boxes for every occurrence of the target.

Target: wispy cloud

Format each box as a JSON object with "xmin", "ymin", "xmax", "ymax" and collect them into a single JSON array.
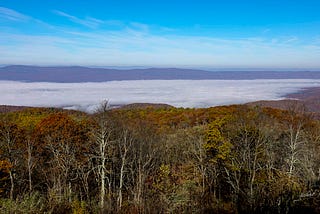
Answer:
[
  {"xmin": 0, "ymin": 7, "xmax": 54, "ymax": 29},
  {"xmin": 53, "ymin": 10, "xmax": 103, "ymax": 28},
  {"xmin": 0, "ymin": 7, "xmax": 30, "ymax": 22},
  {"xmin": 262, "ymin": 28, "xmax": 271, "ymax": 34},
  {"xmin": 129, "ymin": 22, "xmax": 149, "ymax": 32},
  {"xmin": 1, "ymin": 28, "xmax": 320, "ymax": 68},
  {"xmin": 1, "ymin": 7, "xmax": 320, "ymax": 68}
]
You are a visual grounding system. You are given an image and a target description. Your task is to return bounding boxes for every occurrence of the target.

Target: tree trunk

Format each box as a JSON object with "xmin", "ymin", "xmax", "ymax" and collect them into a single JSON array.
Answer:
[
  {"xmin": 27, "ymin": 139, "xmax": 33, "ymax": 193},
  {"xmin": 9, "ymin": 170, "xmax": 14, "ymax": 200},
  {"xmin": 118, "ymin": 156, "xmax": 125, "ymax": 209},
  {"xmin": 100, "ymin": 136, "xmax": 106, "ymax": 210}
]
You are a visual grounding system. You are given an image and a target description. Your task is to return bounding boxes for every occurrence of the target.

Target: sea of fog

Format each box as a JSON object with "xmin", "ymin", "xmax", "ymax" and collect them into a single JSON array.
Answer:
[{"xmin": 1, "ymin": 79, "xmax": 320, "ymax": 112}]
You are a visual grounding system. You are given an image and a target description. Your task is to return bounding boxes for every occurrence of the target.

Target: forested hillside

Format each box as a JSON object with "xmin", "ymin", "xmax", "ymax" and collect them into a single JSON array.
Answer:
[{"xmin": 0, "ymin": 103, "xmax": 320, "ymax": 213}]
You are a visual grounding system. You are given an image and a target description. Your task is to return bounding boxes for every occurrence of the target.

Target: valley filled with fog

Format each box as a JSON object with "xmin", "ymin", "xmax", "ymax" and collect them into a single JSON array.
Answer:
[{"xmin": 1, "ymin": 79, "xmax": 320, "ymax": 112}]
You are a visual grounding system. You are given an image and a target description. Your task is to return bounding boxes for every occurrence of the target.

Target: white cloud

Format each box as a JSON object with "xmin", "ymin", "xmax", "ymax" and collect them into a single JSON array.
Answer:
[
  {"xmin": 0, "ymin": 7, "xmax": 30, "ymax": 22},
  {"xmin": 52, "ymin": 10, "xmax": 104, "ymax": 28},
  {"xmin": 1, "ymin": 79, "xmax": 320, "ymax": 112},
  {"xmin": 129, "ymin": 22, "xmax": 149, "ymax": 32},
  {"xmin": 262, "ymin": 28, "xmax": 271, "ymax": 34}
]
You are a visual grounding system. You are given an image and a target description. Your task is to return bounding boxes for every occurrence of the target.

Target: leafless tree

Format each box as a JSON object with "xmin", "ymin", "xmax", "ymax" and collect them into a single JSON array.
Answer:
[{"xmin": 91, "ymin": 100, "xmax": 114, "ymax": 211}]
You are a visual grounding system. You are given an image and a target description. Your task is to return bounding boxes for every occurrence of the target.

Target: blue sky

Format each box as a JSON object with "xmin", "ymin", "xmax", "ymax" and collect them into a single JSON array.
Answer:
[{"xmin": 1, "ymin": 0, "xmax": 320, "ymax": 69}]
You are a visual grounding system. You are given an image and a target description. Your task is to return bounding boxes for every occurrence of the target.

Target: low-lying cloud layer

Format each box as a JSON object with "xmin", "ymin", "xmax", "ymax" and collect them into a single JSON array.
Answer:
[{"xmin": 1, "ymin": 80, "xmax": 320, "ymax": 112}]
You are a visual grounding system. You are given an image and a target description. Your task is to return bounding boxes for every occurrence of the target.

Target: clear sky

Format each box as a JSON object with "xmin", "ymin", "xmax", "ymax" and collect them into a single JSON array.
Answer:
[{"xmin": 1, "ymin": 0, "xmax": 320, "ymax": 69}]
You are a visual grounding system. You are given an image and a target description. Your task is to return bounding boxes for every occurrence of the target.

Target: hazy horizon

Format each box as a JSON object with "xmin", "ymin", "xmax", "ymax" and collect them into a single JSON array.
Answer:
[{"xmin": 1, "ymin": 64, "xmax": 320, "ymax": 72}]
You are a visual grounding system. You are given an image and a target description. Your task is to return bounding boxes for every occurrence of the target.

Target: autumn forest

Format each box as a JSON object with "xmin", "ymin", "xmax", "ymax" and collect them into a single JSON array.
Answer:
[{"xmin": 1, "ymin": 102, "xmax": 320, "ymax": 213}]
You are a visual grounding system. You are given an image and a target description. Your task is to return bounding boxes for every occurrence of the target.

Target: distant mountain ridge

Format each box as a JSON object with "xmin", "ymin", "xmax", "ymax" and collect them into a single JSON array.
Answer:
[{"xmin": 1, "ymin": 65, "xmax": 320, "ymax": 82}]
